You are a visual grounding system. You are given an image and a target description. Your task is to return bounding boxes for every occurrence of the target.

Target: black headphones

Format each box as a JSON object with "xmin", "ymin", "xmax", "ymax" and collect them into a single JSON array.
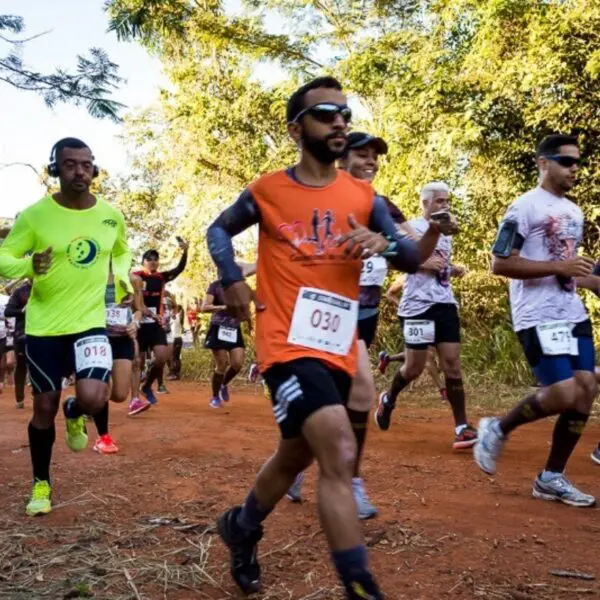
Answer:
[{"xmin": 47, "ymin": 138, "xmax": 99, "ymax": 178}]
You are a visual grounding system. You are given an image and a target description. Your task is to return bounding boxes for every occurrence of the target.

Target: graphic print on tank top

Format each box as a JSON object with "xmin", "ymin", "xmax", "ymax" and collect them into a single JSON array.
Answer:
[{"xmin": 544, "ymin": 214, "xmax": 581, "ymax": 292}]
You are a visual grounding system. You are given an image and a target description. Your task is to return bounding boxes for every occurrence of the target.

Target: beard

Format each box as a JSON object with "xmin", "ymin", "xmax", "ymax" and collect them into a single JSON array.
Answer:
[{"xmin": 301, "ymin": 130, "xmax": 347, "ymax": 165}]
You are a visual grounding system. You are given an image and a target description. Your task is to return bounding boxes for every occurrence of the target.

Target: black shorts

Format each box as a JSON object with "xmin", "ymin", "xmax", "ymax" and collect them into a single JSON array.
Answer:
[
  {"xmin": 357, "ymin": 312, "xmax": 379, "ymax": 348},
  {"xmin": 0, "ymin": 338, "xmax": 6, "ymax": 355},
  {"xmin": 25, "ymin": 328, "xmax": 111, "ymax": 394},
  {"xmin": 14, "ymin": 338, "xmax": 25, "ymax": 357},
  {"xmin": 400, "ymin": 303, "xmax": 460, "ymax": 350},
  {"xmin": 109, "ymin": 335, "xmax": 135, "ymax": 361},
  {"xmin": 262, "ymin": 358, "xmax": 352, "ymax": 439},
  {"xmin": 138, "ymin": 323, "xmax": 167, "ymax": 353},
  {"xmin": 204, "ymin": 323, "xmax": 245, "ymax": 351}
]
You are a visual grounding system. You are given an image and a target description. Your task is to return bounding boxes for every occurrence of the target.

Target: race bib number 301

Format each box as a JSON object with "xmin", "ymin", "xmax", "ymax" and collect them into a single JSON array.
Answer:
[
  {"xmin": 288, "ymin": 288, "xmax": 358, "ymax": 356},
  {"xmin": 74, "ymin": 336, "xmax": 112, "ymax": 373},
  {"xmin": 403, "ymin": 319, "xmax": 435, "ymax": 345},
  {"xmin": 536, "ymin": 321, "xmax": 575, "ymax": 356}
]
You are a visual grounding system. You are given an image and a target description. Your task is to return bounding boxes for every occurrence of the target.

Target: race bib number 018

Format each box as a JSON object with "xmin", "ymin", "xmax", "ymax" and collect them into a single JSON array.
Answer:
[
  {"xmin": 359, "ymin": 256, "xmax": 388, "ymax": 287},
  {"xmin": 404, "ymin": 319, "xmax": 435, "ymax": 345},
  {"xmin": 288, "ymin": 287, "xmax": 358, "ymax": 356},
  {"xmin": 74, "ymin": 336, "xmax": 112, "ymax": 373},
  {"xmin": 536, "ymin": 321, "xmax": 576, "ymax": 356},
  {"xmin": 106, "ymin": 305, "xmax": 129, "ymax": 327},
  {"xmin": 218, "ymin": 326, "xmax": 238, "ymax": 343}
]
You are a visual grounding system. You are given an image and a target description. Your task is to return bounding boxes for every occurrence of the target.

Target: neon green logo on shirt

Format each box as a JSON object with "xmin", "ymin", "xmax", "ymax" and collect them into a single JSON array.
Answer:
[{"xmin": 67, "ymin": 237, "xmax": 100, "ymax": 268}]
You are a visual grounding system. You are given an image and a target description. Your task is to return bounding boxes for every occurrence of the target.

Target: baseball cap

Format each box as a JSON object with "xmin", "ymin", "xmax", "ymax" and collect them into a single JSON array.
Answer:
[
  {"xmin": 345, "ymin": 132, "xmax": 388, "ymax": 155},
  {"xmin": 142, "ymin": 249, "xmax": 159, "ymax": 261}
]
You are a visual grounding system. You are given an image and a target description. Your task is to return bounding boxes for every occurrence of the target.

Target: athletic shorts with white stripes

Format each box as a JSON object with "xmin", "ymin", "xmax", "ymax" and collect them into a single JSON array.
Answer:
[
  {"xmin": 262, "ymin": 358, "xmax": 352, "ymax": 439},
  {"xmin": 25, "ymin": 327, "xmax": 112, "ymax": 394}
]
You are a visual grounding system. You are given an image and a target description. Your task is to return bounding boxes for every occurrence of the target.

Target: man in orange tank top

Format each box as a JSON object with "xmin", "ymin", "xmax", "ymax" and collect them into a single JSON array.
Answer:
[{"xmin": 207, "ymin": 77, "xmax": 458, "ymax": 599}]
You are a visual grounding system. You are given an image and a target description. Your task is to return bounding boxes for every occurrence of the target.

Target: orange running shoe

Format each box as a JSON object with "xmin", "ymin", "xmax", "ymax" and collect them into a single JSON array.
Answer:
[{"xmin": 93, "ymin": 434, "xmax": 119, "ymax": 454}]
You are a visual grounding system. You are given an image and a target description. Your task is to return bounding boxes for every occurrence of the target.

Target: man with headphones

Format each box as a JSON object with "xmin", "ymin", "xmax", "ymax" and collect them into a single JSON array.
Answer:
[{"xmin": 0, "ymin": 137, "xmax": 133, "ymax": 516}]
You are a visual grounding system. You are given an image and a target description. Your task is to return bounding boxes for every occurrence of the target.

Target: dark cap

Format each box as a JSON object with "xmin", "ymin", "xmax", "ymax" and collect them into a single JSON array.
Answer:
[
  {"xmin": 142, "ymin": 249, "xmax": 159, "ymax": 261},
  {"xmin": 345, "ymin": 132, "xmax": 388, "ymax": 155}
]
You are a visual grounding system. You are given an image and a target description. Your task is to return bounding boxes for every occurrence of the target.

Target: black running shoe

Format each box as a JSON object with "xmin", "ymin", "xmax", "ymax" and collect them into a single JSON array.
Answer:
[
  {"xmin": 374, "ymin": 392, "xmax": 395, "ymax": 431},
  {"xmin": 217, "ymin": 506, "xmax": 263, "ymax": 595},
  {"xmin": 345, "ymin": 572, "xmax": 384, "ymax": 599}
]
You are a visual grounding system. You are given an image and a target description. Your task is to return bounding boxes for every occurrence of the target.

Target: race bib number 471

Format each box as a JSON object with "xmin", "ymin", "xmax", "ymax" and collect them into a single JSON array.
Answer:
[
  {"xmin": 288, "ymin": 288, "xmax": 358, "ymax": 356},
  {"xmin": 74, "ymin": 336, "xmax": 112, "ymax": 373},
  {"xmin": 535, "ymin": 321, "xmax": 575, "ymax": 356}
]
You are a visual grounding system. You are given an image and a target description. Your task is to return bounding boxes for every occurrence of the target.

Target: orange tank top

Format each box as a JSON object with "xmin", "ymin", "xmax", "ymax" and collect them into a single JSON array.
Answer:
[{"xmin": 251, "ymin": 169, "xmax": 374, "ymax": 376}]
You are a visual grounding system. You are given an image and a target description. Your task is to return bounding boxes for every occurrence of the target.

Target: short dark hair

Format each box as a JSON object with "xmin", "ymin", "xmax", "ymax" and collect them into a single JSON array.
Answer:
[
  {"xmin": 142, "ymin": 249, "xmax": 159, "ymax": 261},
  {"xmin": 53, "ymin": 137, "xmax": 92, "ymax": 162},
  {"xmin": 286, "ymin": 76, "xmax": 343, "ymax": 123},
  {"xmin": 536, "ymin": 134, "xmax": 578, "ymax": 157}
]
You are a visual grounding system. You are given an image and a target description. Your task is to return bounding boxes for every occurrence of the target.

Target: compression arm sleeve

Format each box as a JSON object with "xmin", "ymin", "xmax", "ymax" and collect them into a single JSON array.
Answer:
[
  {"xmin": 163, "ymin": 250, "xmax": 188, "ymax": 282},
  {"xmin": 111, "ymin": 212, "xmax": 134, "ymax": 302},
  {"xmin": 0, "ymin": 213, "xmax": 34, "ymax": 279},
  {"xmin": 5, "ymin": 285, "xmax": 27, "ymax": 317},
  {"xmin": 207, "ymin": 188, "xmax": 261, "ymax": 287},
  {"xmin": 368, "ymin": 195, "xmax": 420, "ymax": 273}
]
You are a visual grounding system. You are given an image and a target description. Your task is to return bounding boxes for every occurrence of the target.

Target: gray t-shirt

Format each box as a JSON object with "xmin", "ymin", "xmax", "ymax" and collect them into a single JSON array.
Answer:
[
  {"xmin": 398, "ymin": 217, "xmax": 457, "ymax": 317},
  {"xmin": 497, "ymin": 186, "xmax": 588, "ymax": 331}
]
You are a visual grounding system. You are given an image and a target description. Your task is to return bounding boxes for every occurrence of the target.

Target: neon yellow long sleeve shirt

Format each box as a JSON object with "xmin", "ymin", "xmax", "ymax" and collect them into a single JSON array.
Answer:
[{"xmin": 0, "ymin": 195, "xmax": 132, "ymax": 336}]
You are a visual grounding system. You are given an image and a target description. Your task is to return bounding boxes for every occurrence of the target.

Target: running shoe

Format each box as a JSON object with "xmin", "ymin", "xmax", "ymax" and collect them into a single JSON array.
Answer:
[
  {"xmin": 345, "ymin": 572, "xmax": 384, "ymax": 599},
  {"xmin": 453, "ymin": 424, "xmax": 478, "ymax": 450},
  {"xmin": 93, "ymin": 434, "xmax": 119, "ymax": 454},
  {"xmin": 128, "ymin": 397, "xmax": 151, "ymax": 416},
  {"xmin": 248, "ymin": 363, "xmax": 260, "ymax": 383},
  {"xmin": 532, "ymin": 473, "xmax": 596, "ymax": 508},
  {"xmin": 166, "ymin": 374, "xmax": 179, "ymax": 381},
  {"xmin": 286, "ymin": 472, "xmax": 304, "ymax": 503},
  {"xmin": 141, "ymin": 384, "xmax": 158, "ymax": 405},
  {"xmin": 353, "ymin": 477, "xmax": 378, "ymax": 520},
  {"xmin": 377, "ymin": 351, "xmax": 390, "ymax": 375},
  {"xmin": 591, "ymin": 444, "xmax": 600, "ymax": 466},
  {"xmin": 474, "ymin": 417, "xmax": 504, "ymax": 475},
  {"xmin": 209, "ymin": 397, "xmax": 222, "ymax": 409},
  {"xmin": 157, "ymin": 384, "xmax": 170, "ymax": 394},
  {"xmin": 217, "ymin": 506, "xmax": 263, "ymax": 595},
  {"xmin": 220, "ymin": 385, "xmax": 230, "ymax": 402},
  {"xmin": 63, "ymin": 397, "xmax": 88, "ymax": 452},
  {"xmin": 374, "ymin": 392, "xmax": 395, "ymax": 431},
  {"xmin": 26, "ymin": 479, "xmax": 52, "ymax": 516}
]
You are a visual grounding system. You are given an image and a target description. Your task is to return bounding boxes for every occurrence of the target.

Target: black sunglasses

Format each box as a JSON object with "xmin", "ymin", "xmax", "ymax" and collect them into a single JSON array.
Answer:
[
  {"xmin": 293, "ymin": 103, "xmax": 352, "ymax": 124},
  {"xmin": 544, "ymin": 154, "xmax": 579, "ymax": 168}
]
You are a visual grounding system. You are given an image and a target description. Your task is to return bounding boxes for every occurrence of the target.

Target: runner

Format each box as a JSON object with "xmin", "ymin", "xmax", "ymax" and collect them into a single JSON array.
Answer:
[
  {"xmin": 187, "ymin": 300, "xmax": 201, "ymax": 345},
  {"xmin": 286, "ymin": 131, "xmax": 417, "ymax": 517},
  {"xmin": 207, "ymin": 76, "xmax": 456, "ymax": 598},
  {"xmin": 0, "ymin": 291, "xmax": 8, "ymax": 394},
  {"xmin": 0, "ymin": 137, "xmax": 132, "ymax": 516},
  {"xmin": 132, "ymin": 238, "xmax": 188, "ymax": 404},
  {"xmin": 156, "ymin": 291, "xmax": 176, "ymax": 394},
  {"xmin": 475, "ymin": 134, "xmax": 597, "ymax": 507},
  {"xmin": 202, "ymin": 264, "xmax": 255, "ymax": 408},
  {"xmin": 374, "ymin": 182, "xmax": 477, "ymax": 450},
  {"xmin": 5, "ymin": 280, "xmax": 31, "ymax": 409},
  {"xmin": 167, "ymin": 304, "xmax": 185, "ymax": 380}
]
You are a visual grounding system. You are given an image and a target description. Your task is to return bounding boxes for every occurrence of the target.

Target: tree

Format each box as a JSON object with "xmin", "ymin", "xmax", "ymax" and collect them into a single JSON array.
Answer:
[{"xmin": 0, "ymin": 14, "xmax": 124, "ymax": 121}]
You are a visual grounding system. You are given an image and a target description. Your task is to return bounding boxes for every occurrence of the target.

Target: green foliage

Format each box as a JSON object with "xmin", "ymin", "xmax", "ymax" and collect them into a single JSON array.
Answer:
[{"xmin": 106, "ymin": 0, "xmax": 600, "ymax": 384}]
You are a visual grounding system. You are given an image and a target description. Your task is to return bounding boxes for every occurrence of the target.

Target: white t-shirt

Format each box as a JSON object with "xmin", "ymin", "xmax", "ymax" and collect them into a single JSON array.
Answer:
[
  {"xmin": 498, "ymin": 186, "xmax": 588, "ymax": 331},
  {"xmin": 171, "ymin": 314, "xmax": 183, "ymax": 338},
  {"xmin": 0, "ymin": 294, "xmax": 8, "ymax": 340},
  {"xmin": 398, "ymin": 217, "xmax": 457, "ymax": 317}
]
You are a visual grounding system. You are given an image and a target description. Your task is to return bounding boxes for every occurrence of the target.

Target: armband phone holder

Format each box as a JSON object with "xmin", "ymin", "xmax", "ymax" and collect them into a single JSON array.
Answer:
[{"xmin": 492, "ymin": 220, "xmax": 518, "ymax": 258}]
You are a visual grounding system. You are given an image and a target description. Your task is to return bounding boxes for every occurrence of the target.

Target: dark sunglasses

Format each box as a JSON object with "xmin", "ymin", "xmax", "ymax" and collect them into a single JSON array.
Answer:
[
  {"xmin": 545, "ymin": 154, "xmax": 579, "ymax": 168},
  {"xmin": 293, "ymin": 103, "xmax": 352, "ymax": 124}
]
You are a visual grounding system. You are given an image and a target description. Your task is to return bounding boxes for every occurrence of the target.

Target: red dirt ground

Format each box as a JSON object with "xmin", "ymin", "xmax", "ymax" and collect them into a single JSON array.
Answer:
[{"xmin": 1, "ymin": 382, "xmax": 599, "ymax": 599}]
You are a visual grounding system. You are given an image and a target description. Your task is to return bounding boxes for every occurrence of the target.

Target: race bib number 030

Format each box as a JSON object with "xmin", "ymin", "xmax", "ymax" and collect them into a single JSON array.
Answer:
[
  {"xmin": 106, "ymin": 305, "xmax": 129, "ymax": 327},
  {"xmin": 404, "ymin": 319, "xmax": 435, "ymax": 345},
  {"xmin": 218, "ymin": 326, "xmax": 238, "ymax": 343},
  {"xmin": 288, "ymin": 288, "xmax": 358, "ymax": 356},
  {"xmin": 359, "ymin": 256, "xmax": 388, "ymax": 287},
  {"xmin": 74, "ymin": 336, "xmax": 112, "ymax": 372},
  {"xmin": 536, "ymin": 321, "xmax": 576, "ymax": 356}
]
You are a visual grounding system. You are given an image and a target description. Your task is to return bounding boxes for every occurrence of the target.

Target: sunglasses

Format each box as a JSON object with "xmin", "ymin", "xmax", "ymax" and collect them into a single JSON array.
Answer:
[
  {"xmin": 545, "ymin": 154, "xmax": 579, "ymax": 168},
  {"xmin": 293, "ymin": 103, "xmax": 352, "ymax": 124}
]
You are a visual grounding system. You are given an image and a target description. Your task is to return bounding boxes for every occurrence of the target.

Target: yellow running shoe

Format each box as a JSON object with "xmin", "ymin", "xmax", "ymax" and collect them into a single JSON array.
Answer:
[
  {"xmin": 63, "ymin": 397, "xmax": 89, "ymax": 452},
  {"xmin": 26, "ymin": 479, "xmax": 52, "ymax": 516}
]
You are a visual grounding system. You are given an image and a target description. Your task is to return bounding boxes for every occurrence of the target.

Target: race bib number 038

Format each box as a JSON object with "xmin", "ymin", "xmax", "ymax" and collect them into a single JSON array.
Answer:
[
  {"xmin": 359, "ymin": 256, "xmax": 388, "ymax": 287},
  {"xmin": 74, "ymin": 336, "xmax": 112, "ymax": 373},
  {"xmin": 536, "ymin": 321, "xmax": 576, "ymax": 356},
  {"xmin": 218, "ymin": 326, "xmax": 238, "ymax": 343},
  {"xmin": 288, "ymin": 287, "xmax": 358, "ymax": 356},
  {"xmin": 403, "ymin": 319, "xmax": 435, "ymax": 345},
  {"xmin": 106, "ymin": 306, "xmax": 129, "ymax": 327}
]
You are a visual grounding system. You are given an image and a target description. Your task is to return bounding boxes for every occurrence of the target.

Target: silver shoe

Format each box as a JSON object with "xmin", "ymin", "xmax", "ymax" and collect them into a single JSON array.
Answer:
[
  {"xmin": 286, "ymin": 472, "xmax": 304, "ymax": 503},
  {"xmin": 474, "ymin": 417, "xmax": 504, "ymax": 475},
  {"xmin": 353, "ymin": 478, "xmax": 377, "ymax": 520},
  {"xmin": 532, "ymin": 473, "xmax": 596, "ymax": 507}
]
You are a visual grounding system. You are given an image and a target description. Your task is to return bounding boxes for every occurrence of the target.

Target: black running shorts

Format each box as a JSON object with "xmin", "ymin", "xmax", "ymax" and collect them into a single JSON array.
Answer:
[
  {"xmin": 357, "ymin": 312, "xmax": 379, "ymax": 348},
  {"xmin": 137, "ymin": 323, "xmax": 167, "ymax": 353},
  {"xmin": 109, "ymin": 335, "xmax": 135, "ymax": 361},
  {"xmin": 25, "ymin": 328, "xmax": 111, "ymax": 394},
  {"xmin": 204, "ymin": 323, "xmax": 245, "ymax": 351},
  {"xmin": 400, "ymin": 303, "xmax": 460, "ymax": 350},
  {"xmin": 262, "ymin": 358, "xmax": 352, "ymax": 439}
]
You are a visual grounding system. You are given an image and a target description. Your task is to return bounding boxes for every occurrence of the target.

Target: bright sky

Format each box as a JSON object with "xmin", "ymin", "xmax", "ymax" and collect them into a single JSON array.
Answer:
[{"xmin": 0, "ymin": 0, "xmax": 164, "ymax": 218}]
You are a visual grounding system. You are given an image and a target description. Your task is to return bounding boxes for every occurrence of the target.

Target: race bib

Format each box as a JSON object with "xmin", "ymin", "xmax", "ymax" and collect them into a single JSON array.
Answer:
[
  {"xmin": 74, "ymin": 335, "xmax": 112, "ymax": 373},
  {"xmin": 7, "ymin": 336, "xmax": 13, "ymax": 347},
  {"xmin": 0, "ymin": 321, "xmax": 5, "ymax": 335},
  {"xmin": 288, "ymin": 287, "xmax": 358, "ymax": 356},
  {"xmin": 359, "ymin": 256, "xmax": 388, "ymax": 287},
  {"xmin": 166, "ymin": 331, "xmax": 175, "ymax": 344},
  {"xmin": 142, "ymin": 307, "xmax": 157, "ymax": 324},
  {"xmin": 404, "ymin": 319, "xmax": 435, "ymax": 345},
  {"xmin": 218, "ymin": 326, "xmax": 238, "ymax": 343},
  {"xmin": 106, "ymin": 305, "xmax": 129, "ymax": 327},
  {"xmin": 536, "ymin": 321, "xmax": 575, "ymax": 356}
]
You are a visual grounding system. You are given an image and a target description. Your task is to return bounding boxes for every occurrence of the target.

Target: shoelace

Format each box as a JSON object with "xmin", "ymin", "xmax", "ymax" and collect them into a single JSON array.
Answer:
[{"xmin": 32, "ymin": 482, "xmax": 49, "ymax": 500}]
